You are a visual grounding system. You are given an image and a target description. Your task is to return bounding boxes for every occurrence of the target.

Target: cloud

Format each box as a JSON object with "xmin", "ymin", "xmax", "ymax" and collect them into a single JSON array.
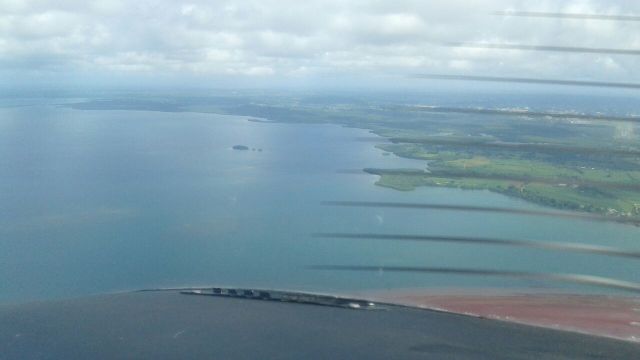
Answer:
[{"xmin": 1, "ymin": 0, "xmax": 640, "ymax": 84}]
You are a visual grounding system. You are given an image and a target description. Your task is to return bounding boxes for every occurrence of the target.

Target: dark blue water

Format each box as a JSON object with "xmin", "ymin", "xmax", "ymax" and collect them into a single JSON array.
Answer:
[{"xmin": 1, "ymin": 105, "xmax": 639, "ymax": 304}]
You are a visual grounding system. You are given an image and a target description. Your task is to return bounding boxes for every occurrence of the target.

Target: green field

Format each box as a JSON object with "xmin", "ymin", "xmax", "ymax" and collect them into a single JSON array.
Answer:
[{"xmin": 371, "ymin": 149, "xmax": 640, "ymax": 217}]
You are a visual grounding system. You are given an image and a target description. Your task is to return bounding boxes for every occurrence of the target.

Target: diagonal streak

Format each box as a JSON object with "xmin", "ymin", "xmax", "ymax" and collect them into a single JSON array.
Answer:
[
  {"xmin": 410, "ymin": 106, "xmax": 640, "ymax": 124},
  {"xmin": 309, "ymin": 265, "xmax": 640, "ymax": 293},
  {"xmin": 322, "ymin": 201, "xmax": 640, "ymax": 225},
  {"xmin": 383, "ymin": 136, "xmax": 640, "ymax": 157},
  {"xmin": 412, "ymin": 74, "xmax": 640, "ymax": 90},
  {"xmin": 493, "ymin": 11, "xmax": 640, "ymax": 22},
  {"xmin": 445, "ymin": 42, "xmax": 640, "ymax": 56},
  {"xmin": 313, "ymin": 233, "xmax": 640, "ymax": 260}
]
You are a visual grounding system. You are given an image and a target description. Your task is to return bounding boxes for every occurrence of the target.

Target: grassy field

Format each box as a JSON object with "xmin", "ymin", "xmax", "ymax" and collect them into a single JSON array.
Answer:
[{"xmin": 372, "ymin": 149, "xmax": 640, "ymax": 217}]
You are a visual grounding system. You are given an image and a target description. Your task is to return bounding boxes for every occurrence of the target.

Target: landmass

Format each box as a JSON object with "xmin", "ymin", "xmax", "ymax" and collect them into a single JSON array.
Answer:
[
  {"xmin": 67, "ymin": 92, "xmax": 640, "ymax": 220},
  {"xmin": 232, "ymin": 145, "xmax": 249, "ymax": 151}
]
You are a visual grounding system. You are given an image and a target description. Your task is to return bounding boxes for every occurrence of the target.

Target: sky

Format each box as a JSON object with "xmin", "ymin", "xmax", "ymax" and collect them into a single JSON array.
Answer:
[{"xmin": 2, "ymin": 0, "xmax": 640, "ymax": 89}]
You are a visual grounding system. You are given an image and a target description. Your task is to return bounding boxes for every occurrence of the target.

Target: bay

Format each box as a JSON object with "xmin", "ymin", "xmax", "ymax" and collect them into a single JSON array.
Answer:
[{"xmin": 1, "ymin": 105, "xmax": 639, "ymax": 304}]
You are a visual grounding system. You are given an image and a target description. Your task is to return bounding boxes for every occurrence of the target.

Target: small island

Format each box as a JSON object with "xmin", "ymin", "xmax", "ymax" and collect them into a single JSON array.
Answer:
[{"xmin": 232, "ymin": 145, "xmax": 249, "ymax": 151}]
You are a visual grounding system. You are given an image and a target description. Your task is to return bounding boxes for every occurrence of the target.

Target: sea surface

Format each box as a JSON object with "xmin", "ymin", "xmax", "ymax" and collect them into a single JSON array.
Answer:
[{"xmin": 1, "ymin": 104, "xmax": 639, "ymax": 304}]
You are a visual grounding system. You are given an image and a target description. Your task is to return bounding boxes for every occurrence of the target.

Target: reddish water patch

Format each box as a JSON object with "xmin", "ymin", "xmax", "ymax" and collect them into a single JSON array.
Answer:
[{"xmin": 368, "ymin": 290, "xmax": 640, "ymax": 342}]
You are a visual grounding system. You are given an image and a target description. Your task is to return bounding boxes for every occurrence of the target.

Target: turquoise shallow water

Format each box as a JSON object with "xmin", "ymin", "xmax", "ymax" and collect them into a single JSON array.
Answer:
[{"xmin": 1, "ymin": 105, "xmax": 639, "ymax": 304}]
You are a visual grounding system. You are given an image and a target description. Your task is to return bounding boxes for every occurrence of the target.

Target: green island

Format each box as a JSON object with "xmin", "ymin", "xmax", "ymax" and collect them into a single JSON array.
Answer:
[{"xmin": 69, "ymin": 92, "xmax": 640, "ymax": 220}]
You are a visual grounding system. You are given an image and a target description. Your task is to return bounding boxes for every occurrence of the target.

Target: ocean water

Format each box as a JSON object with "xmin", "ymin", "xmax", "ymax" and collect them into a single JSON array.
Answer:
[{"xmin": 1, "ymin": 104, "xmax": 639, "ymax": 304}]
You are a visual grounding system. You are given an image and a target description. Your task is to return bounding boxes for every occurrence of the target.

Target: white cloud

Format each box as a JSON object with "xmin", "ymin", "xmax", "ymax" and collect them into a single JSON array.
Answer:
[
  {"xmin": 1, "ymin": 0, "xmax": 640, "ymax": 83},
  {"xmin": 242, "ymin": 66, "xmax": 275, "ymax": 76},
  {"xmin": 378, "ymin": 13, "xmax": 425, "ymax": 36}
]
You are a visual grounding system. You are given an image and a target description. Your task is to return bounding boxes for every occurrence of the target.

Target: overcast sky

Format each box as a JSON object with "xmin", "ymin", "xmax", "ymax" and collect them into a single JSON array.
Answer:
[{"xmin": 2, "ymin": 0, "xmax": 640, "ymax": 88}]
